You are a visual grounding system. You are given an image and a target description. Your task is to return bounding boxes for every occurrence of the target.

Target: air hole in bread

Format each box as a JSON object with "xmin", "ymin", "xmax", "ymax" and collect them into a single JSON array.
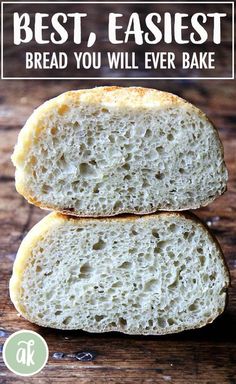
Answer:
[
  {"xmin": 122, "ymin": 163, "xmax": 130, "ymax": 171},
  {"xmin": 189, "ymin": 303, "xmax": 198, "ymax": 311},
  {"xmin": 158, "ymin": 318, "xmax": 166, "ymax": 328},
  {"xmin": 168, "ymin": 251, "xmax": 175, "ymax": 259},
  {"xmin": 112, "ymin": 281, "xmax": 122, "ymax": 288},
  {"xmin": 156, "ymin": 146, "xmax": 164, "ymax": 154},
  {"xmin": 144, "ymin": 129, "xmax": 152, "ymax": 138},
  {"xmin": 155, "ymin": 240, "xmax": 167, "ymax": 250},
  {"xmin": 199, "ymin": 256, "xmax": 205, "ymax": 266},
  {"xmin": 119, "ymin": 317, "xmax": 127, "ymax": 327},
  {"xmin": 114, "ymin": 201, "xmax": 123, "ymax": 210},
  {"xmin": 144, "ymin": 279, "xmax": 158, "ymax": 291},
  {"xmin": 80, "ymin": 262, "xmax": 92, "ymax": 275},
  {"xmin": 41, "ymin": 184, "xmax": 52, "ymax": 193},
  {"xmin": 167, "ymin": 133, "xmax": 174, "ymax": 141},
  {"xmin": 62, "ymin": 316, "xmax": 72, "ymax": 325},
  {"xmin": 155, "ymin": 173, "xmax": 164, "ymax": 180},
  {"xmin": 55, "ymin": 310, "xmax": 62, "ymax": 316},
  {"xmin": 44, "ymin": 271, "xmax": 53, "ymax": 277},
  {"xmin": 92, "ymin": 239, "xmax": 106, "ymax": 250},
  {"xmin": 169, "ymin": 224, "xmax": 177, "ymax": 232},
  {"xmin": 168, "ymin": 278, "xmax": 178, "ymax": 289},
  {"xmin": 197, "ymin": 247, "xmax": 203, "ymax": 253},
  {"xmin": 118, "ymin": 261, "xmax": 132, "ymax": 269},
  {"xmin": 131, "ymin": 228, "xmax": 138, "ymax": 236},
  {"xmin": 95, "ymin": 314, "xmax": 105, "ymax": 322},
  {"xmin": 152, "ymin": 229, "xmax": 159, "ymax": 239},
  {"xmin": 79, "ymin": 163, "xmax": 97, "ymax": 178},
  {"xmin": 46, "ymin": 290, "xmax": 54, "ymax": 300}
]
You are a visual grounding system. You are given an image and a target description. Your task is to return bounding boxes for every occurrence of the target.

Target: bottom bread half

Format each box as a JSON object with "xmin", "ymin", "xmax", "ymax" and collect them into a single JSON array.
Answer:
[{"xmin": 10, "ymin": 212, "xmax": 229, "ymax": 335}]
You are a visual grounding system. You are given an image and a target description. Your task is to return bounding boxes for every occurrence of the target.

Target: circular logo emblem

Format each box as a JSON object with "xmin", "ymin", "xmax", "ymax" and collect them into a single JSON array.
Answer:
[{"xmin": 3, "ymin": 330, "xmax": 48, "ymax": 376}]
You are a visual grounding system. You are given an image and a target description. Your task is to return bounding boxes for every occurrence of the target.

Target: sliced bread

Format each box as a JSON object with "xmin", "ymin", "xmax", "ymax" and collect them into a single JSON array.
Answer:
[
  {"xmin": 10, "ymin": 212, "xmax": 229, "ymax": 334},
  {"xmin": 11, "ymin": 86, "xmax": 227, "ymax": 216}
]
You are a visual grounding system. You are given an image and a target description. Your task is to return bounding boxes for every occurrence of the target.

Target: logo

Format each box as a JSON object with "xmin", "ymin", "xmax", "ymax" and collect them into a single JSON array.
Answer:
[{"xmin": 3, "ymin": 330, "xmax": 48, "ymax": 376}]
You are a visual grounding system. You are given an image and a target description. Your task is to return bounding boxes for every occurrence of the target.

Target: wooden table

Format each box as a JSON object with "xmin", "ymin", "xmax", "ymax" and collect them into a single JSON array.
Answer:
[{"xmin": 0, "ymin": 79, "xmax": 235, "ymax": 383}]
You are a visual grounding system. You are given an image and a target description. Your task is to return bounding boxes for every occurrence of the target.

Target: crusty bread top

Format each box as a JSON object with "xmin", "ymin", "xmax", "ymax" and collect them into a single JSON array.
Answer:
[
  {"xmin": 11, "ymin": 86, "xmax": 227, "ymax": 215},
  {"xmin": 11, "ymin": 86, "xmax": 213, "ymax": 168}
]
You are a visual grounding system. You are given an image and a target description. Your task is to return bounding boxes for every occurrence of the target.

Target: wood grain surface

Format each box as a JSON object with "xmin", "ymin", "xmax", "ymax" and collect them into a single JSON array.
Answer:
[{"xmin": 0, "ymin": 79, "xmax": 235, "ymax": 383}]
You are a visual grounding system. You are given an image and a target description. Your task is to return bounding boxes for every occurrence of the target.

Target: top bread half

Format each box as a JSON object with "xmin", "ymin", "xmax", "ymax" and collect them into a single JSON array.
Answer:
[{"xmin": 12, "ymin": 86, "xmax": 228, "ymax": 217}]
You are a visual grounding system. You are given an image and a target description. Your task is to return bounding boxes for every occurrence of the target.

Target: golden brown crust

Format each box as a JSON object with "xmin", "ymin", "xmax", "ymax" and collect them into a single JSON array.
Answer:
[{"xmin": 10, "ymin": 211, "xmax": 230, "ymax": 334}]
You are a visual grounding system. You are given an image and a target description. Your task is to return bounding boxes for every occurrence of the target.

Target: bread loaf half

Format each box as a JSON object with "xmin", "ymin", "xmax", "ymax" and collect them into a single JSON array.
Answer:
[
  {"xmin": 10, "ymin": 212, "xmax": 229, "ymax": 334},
  {"xmin": 11, "ymin": 87, "xmax": 227, "ymax": 216}
]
